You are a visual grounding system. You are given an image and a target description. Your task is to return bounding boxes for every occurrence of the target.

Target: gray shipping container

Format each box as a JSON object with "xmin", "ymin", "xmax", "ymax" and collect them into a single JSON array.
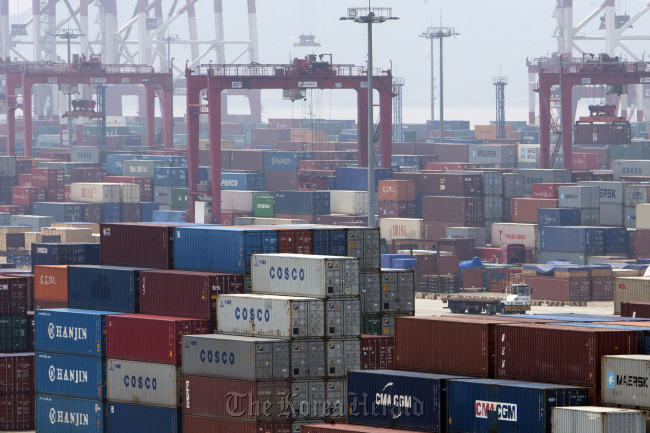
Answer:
[
  {"xmin": 625, "ymin": 185, "xmax": 650, "ymax": 207},
  {"xmin": 469, "ymin": 145, "xmax": 516, "ymax": 165},
  {"xmin": 326, "ymin": 339, "xmax": 361, "ymax": 377},
  {"xmin": 347, "ymin": 227, "xmax": 381, "ymax": 270},
  {"xmin": 360, "ymin": 271, "xmax": 381, "ymax": 314},
  {"xmin": 181, "ymin": 334, "xmax": 290, "ymax": 380},
  {"xmin": 552, "ymin": 407, "xmax": 646, "ymax": 433},
  {"xmin": 481, "ymin": 172, "xmax": 503, "ymax": 196},
  {"xmin": 381, "ymin": 269, "xmax": 415, "ymax": 314},
  {"xmin": 217, "ymin": 294, "xmax": 325, "ymax": 338},
  {"xmin": 580, "ymin": 208, "xmax": 600, "ymax": 226},
  {"xmin": 483, "ymin": 196, "xmax": 505, "ymax": 220},
  {"xmin": 0, "ymin": 213, "xmax": 11, "ymax": 226},
  {"xmin": 612, "ymin": 159, "xmax": 650, "ymax": 180},
  {"xmin": 70, "ymin": 146, "xmax": 101, "ymax": 164},
  {"xmin": 625, "ymin": 206, "xmax": 636, "ymax": 229},
  {"xmin": 154, "ymin": 186, "xmax": 173, "ymax": 205},
  {"xmin": 559, "ymin": 186, "xmax": 600, "ymax": 209},
  {"xmin": 107, "ymin": 359, "xmax": 180, "ymax": 408},
  {"xmin": 326, "ymin": 298, "xmax": 361, "ymax": 338},
  {"xmin": 514, "ymin": 169, "xmax": 572, "ymax": 193},
  {"xmin": 446, "ymin": 227, "xmax": 487, "ymax": 248},
  {"xmin": 10, "ymin": 215, "xmax": 55, "ymax": 232},
  {"xmin": 578, "ymin": 181, "xmax": 625, "ymax": 204},
  {"xmin": 602, "ymin": 355, "xmax": 650, "ymax": 409},
  {"xmin": 503, "ymin": 173, "xmax": 525, "ymax": 198},
  {"xmin": 291, "ymin": 339, "xmax": 326, "ymax": 378},
  {"xmin": 600, "ymin": 203, "xmax": 624, "ymax": 227},
  {"xmin": 291, "ymin": 379, "xmax": 347, "ymax": 419}
]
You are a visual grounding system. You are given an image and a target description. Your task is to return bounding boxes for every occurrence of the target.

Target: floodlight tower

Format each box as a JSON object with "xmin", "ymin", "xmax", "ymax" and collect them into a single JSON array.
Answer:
[{"xmin": 493, "ymin": 76, "xmax": 508, "ymax": 139}]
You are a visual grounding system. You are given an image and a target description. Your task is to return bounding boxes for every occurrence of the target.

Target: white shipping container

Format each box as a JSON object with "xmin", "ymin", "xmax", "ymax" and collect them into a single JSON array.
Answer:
[
  {"xmin": 469, "ymin": 144, "xmax": 516, "ymax": 165},
  {"xmin": 602, "ymin": 355, "xmax": 650, "ymax": 410},
  {"xmin": 217, "ymin": 294, "xmax": 325, "ymax": 338},
  {"xmin": 517, "ymin": 144, "xmax": 540, "ymax": 165},
  {"xmin": 329, "ymin": 190, "xmax": 367, "ymax": 215},
  {"xmin": 70, "ymin": 146, "xmax": 101, "ymax": 164},
  {"xmin": 612, "ymin": 159, "xmax": 650, "ymax": 181},
  {"xmin": 559, "ymin": 186, "xmax": 600, "ymax": 209},
  {"xmin": 119, "ymin": 183, "xmax": 141, "ymax": 203},
  {"xmin": 251, "ymin": 254, "xmax": 360, "ymax": 298},
  {"xmin": 222, "ymin": 190, "xmax": 267, "ymax": 212},
  {"xmin": 70, "ymin": 183, "xmax": 121, "ymax": 203},
  {"xmin": 106, "ymin": 359, "xmax": 180, "ymax": 408},
  {"xmin": 490, "ymin": 223, "xmax": 538, "ymax": 249},
  {"xmin": 578, "ymin": 181, "xmax": 625, "ymax": 204},
  {"xmin": 552, "ymin": 406, "xmax": 645, "ymax": 433},
  {"xmin": 613, "ymin": 277, "xmax": 650, "ymax": 314},
  {"xmin": 625, "ymin": 185, "xmax": 650, "ymax": 207},
  {"xmin": 636, "ymin": 204, "xmax": 650, "ymax": 229},
  {"xmin": 599, "ymin": 203, "xmax": 624, "ymax": 227},
  {"xmin": 379, "ymin": 218, "xmax": 422, "ymax": 242}
]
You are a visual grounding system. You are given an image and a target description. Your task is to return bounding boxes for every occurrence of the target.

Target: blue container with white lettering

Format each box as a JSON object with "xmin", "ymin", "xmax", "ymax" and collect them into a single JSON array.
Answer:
[
  {"xmin": 35, "ymin": 352, "xmax": 106, "ymax": 399},
  {"xmin": 153, "ymin": 167, "xmax": 188, "ymax": 187},
  {"xmin": 174, "ymin": 226, "xmax": 278, "ymax": 273},
  {"xmin": 107, "ymin": 402, "xmax": 181, "ymax": 433},
  {"xmin": 348, "ymin": 370, "xmax": 466, "ymax": 432},
  {"xmin": 221, "ymin": 172, "xmax": 265, "ymax": 191},
  {"xmin": 537, "ymin": 208, "xmax": 580, "ymax": 227},
  {"xmin": 67, "ymin": 266, "xmax": 146, "ymax": 313},
  {"xmin": 106, "ymin": 154, "xmax": 138, "ymax": 175},
  {"xmin": 446, "ymin": 378, "xmax": 589, "ymax": 433},
  {"xmin": 274, "ymin": 190, "xmax": 330, "ymax": 216},
  {"xmin": 31, "ymin": 243, "xmax": 100, "ymax": 269},
  {"xmin": 34, "ymin": 309, "xmax": 125, "ymax": 357},
  {"xmin": 263, "ymin": 151, "xmax": 313, "ymax": 171},
  {"xmin": 539, "ymin": 226, "xmax": 605, "ymax": 254},
  {"xmin": 36, "ymin": 394, "xmax": 106, "ymax": 433}
]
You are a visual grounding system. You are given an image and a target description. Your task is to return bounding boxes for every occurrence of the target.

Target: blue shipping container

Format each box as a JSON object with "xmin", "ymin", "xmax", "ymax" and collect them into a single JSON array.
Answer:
[
  {"xmin": 381, "ymin": 254, "xmax": 410, "ymax": 269},
  {"xmin": 348, "ymin": 370, "xmax": 466, "ymax": 432},
  {"xmin": 107, "ymin": 402, "xmax": 181, "ymax": 433},
  {"xmin": 101, "ymin": 203, "xmax": 122, "ymax": 223},
  {"xmin": 539, "ymin": 226, "xmax": 605, "ymax": 254},
  {"xmin": 312, "ymin": 228, "xmax": 347, "ymax": 256},
  {"xmin": 34, "ymin": 309, "xmax": 124, "ymax": 356},
  {"xmin": 36, "ymin": 394, "xmax": 106, "ymax": 433},
  {"xmin": 603, "ymin": 227, "xmax": 628, "ymax": 254},
  {"xmin": 274, "ymin": 191, "xmax": 330, "ymax": 216},
  {"xmin": 67, "ymin": 266, "xmax": 146, "ymax": 313},
  {"xmin": 153, "ymin": 167, "xmax": 188, "ymax": 187},
  {"xmin": 198, "ymin": 166, "xmax": 210, "ymax": 182},
  {"xmin": 447, "ymin": 378, "xmax": 589, "ymax": 433},
  {"xmin": 537, "ymin": 208, "xmax": 580, "ymax": 227},
  {"xmin": 221, "ymin": 172, "xmax": 265, "ymax": 191},
  {"xmin": 106, "ymin": 154, "xmax": 138, "ymax": 176},
  {"xmin": 31, "ymin": 243, "xmax": 100, "ymax": 269},
  {"xmin": 140, "ymin": 202, "xmax": 160, "ymax": 223},
  {"xmin": 152, "ymin": 210, "xmax": 184, "ymax": 223},
  {"xmin": 335, "ymin": 167, "xmax": 393, "ymax": 191},
  {"xmin": 32, "ymin": 202, "xmax": 84, "ymax": 222},
  {"xmin": 35, "ymin": 352, "xmax": 106, "ymax": 399},
  {"xmin": 263, "ymin": 151, "xmax": 313, "ymax": 171},
  {"xmin": 392, "ymin": 155, "xmax": 421, "ymax": 167},
  {"xmin": 174, "ymin": 226, "xmax": 278, "ymax": 273}
]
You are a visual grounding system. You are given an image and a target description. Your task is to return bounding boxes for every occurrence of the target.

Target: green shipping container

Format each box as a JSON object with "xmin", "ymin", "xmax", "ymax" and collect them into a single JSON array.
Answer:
[
  {"xmin": 0, "ymin": 314, "xmax": 29, "ymax": 352},
  {"xmin": 253, "ymin": 196, "xmax": 274, "ymax": 218},
  {"xmin": 171, "ymin": 187, "xmax": 189, "ymax": 210},
  {"xmin": 362, "ymin": 314, "xmax": 382, "ymax": 335}
]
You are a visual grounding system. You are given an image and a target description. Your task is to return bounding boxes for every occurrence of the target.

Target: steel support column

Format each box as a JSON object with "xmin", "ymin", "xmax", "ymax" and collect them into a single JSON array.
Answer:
[
  {"xmin": 185, "ymin": 70, "xmax": 203, "ymax": 222},
  {"xmin": 357, "ymin": 88, "xmax": 368, "ymax": 167},
  {"xmin": 379, "ymin": 89, "xmax": 392, "ymax": 168},
  {"xmin": 145, "ymin": 84, "xmax": 156, "ymax": 147},
  {"xmin": 208, "ymin": 72, "xmax": 222, "ymax": 224}
]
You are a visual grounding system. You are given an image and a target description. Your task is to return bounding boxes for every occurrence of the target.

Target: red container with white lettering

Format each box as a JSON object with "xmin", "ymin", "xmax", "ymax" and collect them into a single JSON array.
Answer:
[
  {"xmin": 361, "ymin": 334, "xmax": 395, "ymax": 370},
  {"xmin": 531, "ymin": 183, "xmax": 573, "ymax": 199},
  {"xmin": 33, "ymin": 265, "xmax": 69, "ymax": 303},
  {"xmin": 377, "ymin": 180, "xmax": 416, "ymax": 202}
]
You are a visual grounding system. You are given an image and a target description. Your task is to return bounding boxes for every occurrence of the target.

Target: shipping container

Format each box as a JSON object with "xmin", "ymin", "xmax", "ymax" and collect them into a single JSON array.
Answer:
[
  {"xmin": 445, "ymin": 227, "xmax": 487, "ymax": 248},
  {"xmin": 34, "ymin": 308, "xmax": 123, "ymax": 356},
  {"xmin": 361, "ymin": 334, "xmax": 395, "ymax": 370},
  {"xmin": 335, "ymin": 167, "xmax": 393, "ymax": 191},
  {"xmin": 220, "ymin": 172, "xmax": 264, "ymax": 191},
  {"xmin": 183, "ymin": 417, "xmax": 291, "ymax": 433},
  {"xmin": 182, "ymin": 334, "xmax": 290, "ymax": 380},
  {"xmin": 326, "ymin": 338, "xmax": 361, "ymax": 376},
  {"xmin": 539, "ymin": 226, "xmax": 605, "ymax": 254},
  {"xmin": 613, "ymin": 278, "xmax": 650, "ymax": 314},
  {"xmin": 107, "ymin": 402, "xmax": 181, "ymax": 433},
  {"xmin": 32, "ymin": 202, "xmax": 84, "ymax": 222},
  {"xmin": 217, "ymin": 294, "xmax": 324, "ymax": 339},
  {"xmin": 31, "ymin": 243, "xmax": 100, "ymax": 268},
  {"xmin": 469, "ymin": 144, "xmax": 516, "ymax": 166},
  {"xmin": 183, "ymin": 375, "xmax": 291, "ymax": 421},
  {"xmin": 0, "ymin": 352, "xmax": 34, "ymax": 393},
  {"xmin": 514, "ymin": 169, "xmax": 573, "ymax": 193},
  {"xmin": 537, "ymin": 208, "xmax": 581, "ymax": 227},
  {"xmin": 559, "ymin": 185, "xmax": 600, "ymax": 209},
  {"xmin": 67, "ymin": 265, "xmax": 146, "ymax": 313},
  {"xmin": 100, "ymin": 223, "xmax": 175, "ymax": 269},
  {"xmin": 0, "ymin": 314, "xmax": 29, "ymax": 352},
  {"xmin": 264, "ymin": 151, "xmax": 313, "ymax": 172},
  {"xmin": 106, "ymin": 314, "xmax": 209, "ymax": 365},
  {"xmin": 174, "ymin": 226, "xmax": 278, "ymax": 273},
  {"xmin": 274, "ymin": 191, "xmax": 330, "ymax": 216},
  {"xmin": 330, "ymin": 191, "xmax": 367, "ymax": 215},
  {"xmin": 420, "ymin": 173, "xmax": 483, "ymax": 196},
  {"xmin": 602, "ymin": 355, "xmax": 650, "ymax": 409},
  {"xmin": 107, "ymin": 359, "xmax": 180, "ymax": 407},
  {"xmin": 422, "ymin": 196, "xmax": 484, "ymax": 223},
  {"xmin": 35, "ymin": 351, "xmax": 106, "ymax": 399},
  {"xmin": 490, "ymin": 223, "xmax": 537, "ymax": 249},
  {"xmin": 612, "ymin": 160, "xmax": 650, "ymax": 180},
  {"xmin": 35, "ymin": 394, "xmax": 105, "ymax": 433},
  {"xmin": 251, "ymin": 254, "xmax": 359, "ymax": 299},
  {"xmin": 551, "ymin": 406, "xmax": 645, "ymax": 433},
  {"xmin": 447, "ymin": 378, "xmax": 589, "ymax": 433},
  {"xmin": 70, "ymin": 183, "xmax": 121, "ymax": 203},
  {"xmin": 0, "ymin": 276, "xmax": 28, "ymax": 314},
  {"xmin": 378, "ymin": 180, "xmax": 416, "ymax": 202},
  {"xmin": 496, "ymin": 323, "xmax": 637, "ymax": 386},
  {"xmin": 348, "ymin": 370, "xmax": 465, "ymax": 432},
  {"xmin": 0, "ymin": 392, "xmax": 34, "ymax": 430}
]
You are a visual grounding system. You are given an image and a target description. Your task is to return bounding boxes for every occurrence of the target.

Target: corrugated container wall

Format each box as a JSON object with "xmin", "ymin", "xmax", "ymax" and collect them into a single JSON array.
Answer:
[
  {"xmin": 490, "ymin": 223, "xmax": 537, "ymax": 249},
  {"xmin": 35, "ymin": 395, "xmax": 105, "ymax": 433},
  {"xmin": 552, "ymin": 406, "xmax": 646, "ymax": 433},
  {"xmin": 35, "ymin": 352, "xmax": 106, "ymax": 399},
  {"xmin": 100, "ymin": 223, "xmax": 175, "ymax": 269},
  {"xmin": 183, "ymin": 417, "xmax": 291, "ymax": 433},
  {"xmin": 107, "ymin": 402, "xmax": 181, "ymax": 433},
  {"xmin": 613, "ymin": 277, "xmax": 650, "ymax": 314},
  {"xmin": 67, "ymin": 265, "xmax": 145, "ymax": 313},
  {"xmin": 107, "ymin": 359, "xmax": 180, "ymax": 407}
]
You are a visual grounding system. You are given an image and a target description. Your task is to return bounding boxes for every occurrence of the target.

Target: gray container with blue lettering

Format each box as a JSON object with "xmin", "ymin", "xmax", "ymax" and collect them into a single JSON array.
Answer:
[
  {"xmin": 602, "ymin": 355, "xmax": 650, "ymax": 409},
  {"xmin": 181, "ymin": 334, "xmax": 290, "ymax": 380},
  {"xmin": 106, "ymin": 359, "xmax": 180, "ymax": 408},
  {"xmin": 217, "ymin": 294, "xmax": 325, "ymax": 339}
]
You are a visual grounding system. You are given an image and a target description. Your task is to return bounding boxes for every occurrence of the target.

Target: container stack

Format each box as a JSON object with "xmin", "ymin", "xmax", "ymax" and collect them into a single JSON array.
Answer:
[
  {"xmin": 558, "ymin": 185, "xmax": 600, "ymax": 226},
  {"xmin": 578, "ymin": 181, "xmax": 626, "ymax": 227},
  {"xmin": 377, "ymin": 180, "xmax": 416, "ymax": 219},
  {"xmin": 359, "ymin": 268, "xmax": 415, "ymax": 336},
  {"xmin": 480, "ymin": 171, "xmax": 504, "ymax": 244}
]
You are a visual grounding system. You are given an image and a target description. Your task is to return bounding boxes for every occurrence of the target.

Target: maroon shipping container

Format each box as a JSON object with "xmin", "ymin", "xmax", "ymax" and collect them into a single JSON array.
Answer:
[
  {"xmin": 621, "ymin": 301, "xmax": 650, "ymax": 318},
  {"xmin": 591, "ymin": 276, "xmax": 614, "ymax": 301},
  {"xmin": 100, "ymin": 223, "xmax": 175, "ymax": 269},
  {"xmin": 70, "ymin": 167, "xmax": 103, "ymax": 183},
  {"xmin": 183, "ymin": 375, "xmax": 291, "ymax": 422},
  {"xmin": 0, "ymin": 277, "xmax": 29, "ymax": 315},
  {"xmin": 264, "ymin": 171, "xmax": 298, "ymax": 191},
  {"xmin": 421, "ymin": 172, "xmax": 482, "ymax": 196},
  {"xmin": 299, "ymin": 160, "xmax": 349, "ymax": 171},
  {"xmin": 433, "ymin": 143, "xmax": 468, "ymax": 162},
  {"xmin": 0, "ymin": 393, "xmax": 35, "ymax": 431},
  {"xmin": 509, "ymin": 198, "xmax": 558, "ymax": 223},
  {"xmin": 12, "ymin": 186, "xmax": 46, "ymax": 207},
  {"xmin": 303, "ymin": 425, "xmax": 417, "ymax": 433},
  {"xmin": 391, "ymin": 172, "xmax": 423, "ymax": 195},
  {"xmin": 18, "ymin": 174, "xmax": 32, "ymax": 187},
  {"xmin": 120, "ymin": 203, "xmax": 141, "ymax": 222},
  {"xmin": 34, "ymin": 300, "xmax": 68, "ymax": 309},
  {"xmin": 531, "ymin": 183, "xmax": 574, "ymax": 199},
  {"xmin": 14, "ymin": 159, "xmax": 33, "ymax": 175},
  {"xmin": 140, "ymin": 270, "xmax": 244, "ymax": 323},
  {"xmin": 183, "ymin": 417, "xmax": 292, "ymax": 433},
  {"xmin": 632, "ymin": 229, "xmax": 650, "ymax": 258},
  {"xmin": 0, "ymin": 205, "xmax": 28, "ymax": 215},
  {"xmin": 0, "ymin": 353, "xmax": 35, "ymax": 394},
  {"xmin": 438, "ymin": 238, "xmax": 475, "ymax": 261},
  {"xmin": 103, "ymin": 176, "xmax": 153, "ymax": 202},
  {"xmin": 378, "ymin": 201, "xmax": 416, "ymax": 219},
  {"xmin": 361, "ymin": 334, "xmax": 395, "ymax": 370},
  {"xmin": 106, "ymin": 314, "xmax": 210, "ymax": 365},
  {"xmin": 422, "ymin": 196, "xmax": 484, "ymax": 223},
  {"xmin": 31, "ymin": 168, "xmax": 64, "ymax": 187},
  {"xmin": 392, "ymin": 142, "xmax": 415, "ymax": 155},
  {"xmin": 229, "ymin": 150, "xmax": 264, "ymax": 172},
  {"xmin": 495, "ymin": 323, "xmax": 637, "ymax": 386},
  {"xmin": 521, "ymin": 275, "xmax": 590, "ymax": 302},
  {"xmin": 275, "ymin": 228, "xmax": 313, "ymax": 254}
]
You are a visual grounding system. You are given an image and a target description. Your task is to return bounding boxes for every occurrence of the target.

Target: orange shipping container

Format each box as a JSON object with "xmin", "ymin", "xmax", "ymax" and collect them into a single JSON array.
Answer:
[
  {"xmin": 378, "ymin": 180, "xmax": 416, "ymax": 202},
  {"xmin": 34, "ymin": 265, "xmax": 69, "ymax": 302},
  {"xmin": 290, "ymin": 129, "xmax": 326, "ymax": 142},
  {"xmin": 475, "ymin": 125, "xmax": 497, "ymax": 140}
]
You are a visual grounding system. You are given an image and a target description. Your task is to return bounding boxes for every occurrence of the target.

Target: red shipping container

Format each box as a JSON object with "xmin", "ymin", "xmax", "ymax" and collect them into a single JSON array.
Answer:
[
  {"xmin": 220, "ymin": 211, "xmax": 250, "ymax": 225},
  {"xmin": 64, "ymin": 185, "xmax": 71, "ymax": 202},
  {"xmin": 572, "ymin": 152, "xmax": 601, "ymax": 171},
  {"xmin": 12, "ymin": 186, "xmax": 46, "ymax": 206},
  {"xmin": 100, "ymin": 223, "xmax": 175, "ymax": 269},
  {"xmin": 264, "ymin": 171, "xmax": 298, "ymax": 191},
  {"xmin": 422, "ymin": 196, "xmax": 484, "ymax": 223},
  {"xmin": 183, "ymin": 417, "xmax": 292, "ymax": 433},
  {"xmin": 521, "ymin": 275, "xmax": 590, "ymax": 302},
  {"xmin": 183, "ymin": 375, "xmax": 291, "ymax": 422},
  {"xmin": 591, "ymin": 276, "xmax": 614, "ymax": 301},
  {"xmin": 378, "ymin": 201, "xmax": 416, "ymax": 218},
  {"xmin": 377, "ymin": 180, "xmax": 416, "ymax": 202},
  {"xmin": 0, "ymin": 393, "xmax": 35, "ymax": 431},
  {"xmin": 421, "ymin": 172, "xmax": 482, "ymax": 196},
  {"xmin": 103, "ymin": 176, "xmax": 153, "ymax": 202},
  {"xmin": 531, "ymin": 183, "xmax": 573, "ymax": 199},
  {"xmin": 17, "ymin": 174, "xmax": 32, "ymax": 187},
  {"xmin": 0, "ymin": 277, "xmax": 29, "ymax": 315},
  {"xmin": 495, "ymin": 323, "xmax": 637, "ymax": 386},
  {"xmin": 509, "ymin": 198, "xmax": 558, "ymax": 223},
  {"xmin": 0, "ymin": 353, "xmax": 35, "ymax": 394},
  {"xmin": 361, "ymin": 334, "xmax": 395, "ymax": 370},
  {"xmin": 106, "ymin": 314, "xmax": 210, "ymax": 365},
  {"xmin": 621, "ymin": 301, "xmax": 650, "ymax": 318},
  {"xmin": 140, "ymin": 270, "xmax": 244, "ymax": 323},
  {"xmin": 31, "ymin": 168, "xmax": 64, "ymax": 187}
]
